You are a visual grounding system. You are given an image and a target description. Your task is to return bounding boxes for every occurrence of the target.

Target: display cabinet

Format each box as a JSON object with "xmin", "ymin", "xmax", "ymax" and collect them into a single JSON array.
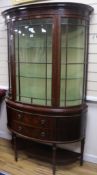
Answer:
[{"xmin": 2, "ymin": 2, "xmax": 93, "ymax": 175}]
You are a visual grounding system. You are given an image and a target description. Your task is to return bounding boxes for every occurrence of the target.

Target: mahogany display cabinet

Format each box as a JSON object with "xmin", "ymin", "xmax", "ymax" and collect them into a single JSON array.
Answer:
[{"xmin": 2, "ymin": 2, "xmax": 93, "ymax": 175}]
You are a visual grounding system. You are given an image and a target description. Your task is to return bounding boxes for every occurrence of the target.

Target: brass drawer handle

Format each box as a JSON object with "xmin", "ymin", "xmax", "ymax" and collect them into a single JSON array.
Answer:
[
  {"xmin": 18, "ymin": 114, "xmax": 22, "ymax": 120},
  {"xmin": 41, "ymin": 119, "xmax": 46, "ymax": 125},
  {"xmin": 41, "ymin": 131, "xmax": 46, "ymax": 137},
  {"xmin": 18, "ymin": 126, "xmax": 22, "ymax": 131}
]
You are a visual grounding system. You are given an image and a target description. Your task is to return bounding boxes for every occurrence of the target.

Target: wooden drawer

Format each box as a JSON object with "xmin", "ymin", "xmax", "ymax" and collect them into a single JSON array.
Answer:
[
  {"xmin": 12, "ymin": 122, "xmax": 54, "ymax": 141},
  {"xmin": 7, "ymin": 106, "xmax": 56, "ymax": 141},
  {"xmin": 7, "ymin": 107, "xmax": 55, "ymax": 129}
]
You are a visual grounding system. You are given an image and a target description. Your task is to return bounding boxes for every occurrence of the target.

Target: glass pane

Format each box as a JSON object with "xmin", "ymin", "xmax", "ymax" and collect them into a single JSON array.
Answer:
[
  {"xmin": 68, "ymin": 26, "xmax": 85, "ymax": 48},
  {"xmin": 61, "ymin": 18, "xmax": 85, "ymax": 25},
  {"xmin": 61, "ymin": 48, "xmax": 66, "ymax": 64},
  {"xmin": 66, "ymin": 100, "xmax": 82, "ymax": 106},
  {"xmin": 20, "ymin": 63, "xmax": 46, "ymax": 78},
  {"xmin": 15, "ymin": 18, "xmax": 52, "ymax": 106},
  {"xmin": 47, "ymin": 64, "xmax": 52, "ymax": 78},
  {"xmin": 20, "ymin": 77, "xmax": 45, "ymax": 99},
  {"xmin": 60, "ymin": 80, "xmax": 65, "ymax": 101},
  {"xmin": 15, "ymin": 34, "xmax": 18, "ymax": 62},
  {"xmin": 67, "ymin": 48, "xmax": 84, "ymax": 63},
  {"xmin": 47, "ymin": 79, "xmax": 51, "ymax": 100},
  {"xmin": 67, "ymin": 64, "xmax": 84, "ymax": 79},
  {"xmin": 61, "ymin": 27, "xmax": 67, "ymax": 48},
  {"xmin": 47, "ymin": 48, "xmax": 52, "ymax": 63},
  {"xmin": 66, "ymin": 79, "xmax": 83, "ymax": 101},
  {"xmin": 16, "ymin": 76, "xmax": 19, "ymax": 97},
  {"xmin": 33, "ymin": 99, "xmax": 45, "ymax": 105},
  {"xmin": 20, "ymin": 97, "xmax": 32, "ymax": 104},
  {"xmin": 61, "ymin": 65, "xmax": 66, "ymax": 79},
  {"xmin": 60, "ymin": 22, "xmax": 66, "ymax": 106},
  {"xmin": 68, "ymin": 26, "xmax": 85, "ymax": 63},
  {"xmin": 60, "ymin": 64, "xmax": 66, "ymax": 105},
  {"xmin": 60, "ymin": 18, "xmax": 85, "ymax": 107}
]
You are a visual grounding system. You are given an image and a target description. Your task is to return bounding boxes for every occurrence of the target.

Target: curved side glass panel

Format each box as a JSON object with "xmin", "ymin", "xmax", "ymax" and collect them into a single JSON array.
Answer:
[
  {"xmin": 15, "ymin": 18, "xmax": 52, "ymax": 106},
  {"xmin": 60, "ymin": 18, "xmax": 85, "ymax": 107}
]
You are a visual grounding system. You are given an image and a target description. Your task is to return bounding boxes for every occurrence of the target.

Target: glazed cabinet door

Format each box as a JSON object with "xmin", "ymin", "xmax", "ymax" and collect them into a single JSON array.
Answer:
[
  {"xmin": 60, "ymin": 18, "xmax": 87, "ymax": 107},
  {"xmin": 12, "ymin": 18, "xmax": 53, "ymax": 106}
]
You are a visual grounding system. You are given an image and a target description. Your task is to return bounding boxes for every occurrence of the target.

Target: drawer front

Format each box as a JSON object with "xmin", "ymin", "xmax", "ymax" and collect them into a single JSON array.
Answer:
[
  {"xmin": 12, "ymin": 122, "xmax": 54, "ymax": 141},
  {"xmin": 23, "ymin": 113, "xmax": 54, "ymax": 129},
  {"xmin": 7, "ymin": 107, "xmax": 55, "ymax": 129}
]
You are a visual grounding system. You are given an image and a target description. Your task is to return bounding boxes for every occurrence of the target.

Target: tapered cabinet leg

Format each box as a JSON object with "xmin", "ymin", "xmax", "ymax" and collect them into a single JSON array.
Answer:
[
  {"xmin": 11, "ymin": 133, "xmax": 14, "ymax": 147},
  {"xmin": 52, "ymin": 143, "xmax": 57, "ymax": 175},
  {"xmin": 80, "ymin": 138, "xmax": 85, "ymax": 166},
  {"xmin": 13, "ymin": 133, "xmax": 18, "ymax": 161}
]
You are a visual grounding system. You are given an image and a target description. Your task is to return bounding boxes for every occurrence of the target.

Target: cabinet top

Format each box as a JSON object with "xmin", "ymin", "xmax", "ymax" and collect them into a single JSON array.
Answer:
[{"xmin": 2, "ymin": 2, "xmax": 93, "ymax": 18}]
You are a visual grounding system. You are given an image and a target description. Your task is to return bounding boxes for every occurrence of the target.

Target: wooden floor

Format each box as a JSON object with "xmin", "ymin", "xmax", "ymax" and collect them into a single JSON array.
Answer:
[{"xmin": 0, "ymin": 138, "xmax": 97, "ymax": 175}]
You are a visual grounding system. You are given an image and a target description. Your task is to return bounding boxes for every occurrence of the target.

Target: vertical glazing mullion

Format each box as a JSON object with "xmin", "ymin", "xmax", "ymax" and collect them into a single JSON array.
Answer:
[
  {"xmin": 84, "ymin": 21, "xmax": 89, "ymax": 101},
  {"xmin": 64, "ymin": 24, "xmax": 68, "ymax": 107},
  {"xmin": 7, "ymin": 24, "xmax": 11, "ymax": 96},
  {"xmin": 17, "ymin": 25, "xmax": 21, "ymax": 101},
  {"xmin": 10, "ymin": 21, "xmax": 16, "ymax": 101},
  {"xmin": 82, "ymin": 22, "xmax": 87, "ymax": 104},
  {"xmin": 52, "ymin": 16, "xmax": 61, "ymax": 106},
  {"xmin": 45, "ymin": 24, "xmax": 47, "ymax": 105}
]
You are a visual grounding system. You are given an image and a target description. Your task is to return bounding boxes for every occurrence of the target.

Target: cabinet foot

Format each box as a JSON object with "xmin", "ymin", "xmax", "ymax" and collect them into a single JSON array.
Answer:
[
  {"xmin": 80, "ymin": 138, "xmax": 85, "ymax": 166},
  {"xmin": 13, "ymin": 133, "xmax": 18, "ymax": 161},
  {"xmin": 52, "ymin": 143, "xmax": 57, "ymax": 175}
]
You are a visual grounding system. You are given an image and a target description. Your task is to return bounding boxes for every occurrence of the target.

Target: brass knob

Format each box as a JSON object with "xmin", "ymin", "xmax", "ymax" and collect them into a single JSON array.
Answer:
[
  {"xmin": 41, "ymin": 119, "xmax": 45, "ymax": 125},
  {"xmin": 18, "ymin": 114, "xmax": 22, "ymax": 120},
  {"xmin": 18, "ymin": 126, "xmax": 22, "ymax": 131},
  {"xmin": 41, "ymin": 131, "xmax": 45, "ymax": 137}
]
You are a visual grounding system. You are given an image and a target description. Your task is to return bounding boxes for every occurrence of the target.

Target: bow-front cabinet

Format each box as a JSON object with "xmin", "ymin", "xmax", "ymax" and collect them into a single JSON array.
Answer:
[{"xmin": 2, "ymin": 2, "xmax": 93, "ymax": 175}]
